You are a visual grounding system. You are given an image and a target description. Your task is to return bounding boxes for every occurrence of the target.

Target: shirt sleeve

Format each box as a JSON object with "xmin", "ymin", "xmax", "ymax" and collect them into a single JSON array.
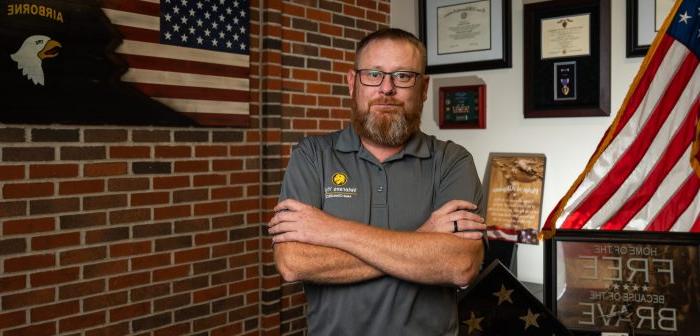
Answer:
[
  {"xmin": 279, "ymin": 138, "xmax": 323, "ymax": 208},
  {"xmin": 434, "ymin": 142, "xmax": 485, "ymax": 217}
]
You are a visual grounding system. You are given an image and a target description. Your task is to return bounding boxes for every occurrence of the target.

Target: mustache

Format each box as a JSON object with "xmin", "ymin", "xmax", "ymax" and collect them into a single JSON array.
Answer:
[{"xmin": 369, "ymin": 98, "xmax": 403, "ymax": 106}]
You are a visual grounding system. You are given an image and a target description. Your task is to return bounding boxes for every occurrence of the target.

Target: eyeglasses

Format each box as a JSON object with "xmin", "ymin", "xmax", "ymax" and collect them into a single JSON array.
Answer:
[{"xmin": 354, "ymin": 69, "xmax": 422, "ymax": 88}]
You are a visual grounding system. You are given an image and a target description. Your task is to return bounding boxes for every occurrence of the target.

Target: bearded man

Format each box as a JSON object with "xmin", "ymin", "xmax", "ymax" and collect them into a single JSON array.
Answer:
[{"xmin": 269, "ymin": 28, "xmax": 486, "ymax": 336}]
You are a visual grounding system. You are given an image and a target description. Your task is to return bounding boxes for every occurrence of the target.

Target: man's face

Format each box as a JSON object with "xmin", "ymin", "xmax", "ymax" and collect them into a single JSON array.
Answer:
[{"xmin": 347, "ymin": 39, "xmax": 430, "ymax": 147}]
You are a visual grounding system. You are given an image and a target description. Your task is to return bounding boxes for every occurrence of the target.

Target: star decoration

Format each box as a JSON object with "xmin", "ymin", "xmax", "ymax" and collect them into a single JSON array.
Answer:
[
  {"xmin": 520, "ymin": 309, "xmax": 540, "ymax": 330},
  {"xmin": 632, "ymin": 284, "xmax": 639, "ymax": 291},
  {"xmin": 642, "ymin": 284, "xmax": 650, "ymax": 291},
  {"xmin": 493, "ymin": 284, "xmax": 514, "ymax": 305},
  {"xmin": 462, "ymin": 311, "xmax": 484, "ymax": 334},
  {"xmin": 611, "ymin": 283, "xmax": 620, "ymax": 290},
  {"xmin": 679, "ymin": 11, "xmax": 692, "ymax": 24},
  {"xmin": 623, "ymin": 283, "xmax": 629, "ymax": 291}
]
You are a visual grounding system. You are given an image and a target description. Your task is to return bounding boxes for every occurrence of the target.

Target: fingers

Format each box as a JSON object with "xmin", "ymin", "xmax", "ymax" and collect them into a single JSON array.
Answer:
[
  {"xmin": 273, "ymin": 198, "xmax": 305, "ymax": 213},
  {"xmin": 453, "ymin": 230, "xmax": 485, "ymax": 240},
  {"xmin": 434, "ymin": 199, "xmax": 478, "ymax": 216}
]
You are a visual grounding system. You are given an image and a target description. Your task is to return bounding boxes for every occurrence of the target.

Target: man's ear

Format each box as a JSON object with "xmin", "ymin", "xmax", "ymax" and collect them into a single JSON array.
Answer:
[
  {"xmin": 347, "ymin": 69, "xmax": 356, "ymax": 97},
  {"xmin": 421, "ymin": 75, "xmax": 430, "ymax": 101}
]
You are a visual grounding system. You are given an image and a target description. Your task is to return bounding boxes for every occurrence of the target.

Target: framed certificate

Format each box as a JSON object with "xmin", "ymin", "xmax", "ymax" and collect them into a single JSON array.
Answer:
[
  {"xmin": 523, "ymin": 0, "xmax": 610, "ymax": 118},
  {"xmin": 626, "ymin": 0, "xmax": 676, "ymax": 57},
  {"xmin": 419, "ymin": 0, "xmax": 512, "ymax": 74},
  {"xmin": 545, "ymin": 230, "xmax": 700, "ymax": 335}
]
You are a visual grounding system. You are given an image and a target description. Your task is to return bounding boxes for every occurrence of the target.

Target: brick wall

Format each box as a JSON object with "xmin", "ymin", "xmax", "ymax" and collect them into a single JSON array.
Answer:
[{"xmin": 0, "ymin": 1, "xmax": 388, "ymax": 335}]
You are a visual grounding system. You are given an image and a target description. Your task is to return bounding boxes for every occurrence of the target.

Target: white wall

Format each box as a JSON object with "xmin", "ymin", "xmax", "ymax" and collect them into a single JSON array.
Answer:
[{"xmin": 391, "ymin": 0, "xmax": 644, "ymax": 283}]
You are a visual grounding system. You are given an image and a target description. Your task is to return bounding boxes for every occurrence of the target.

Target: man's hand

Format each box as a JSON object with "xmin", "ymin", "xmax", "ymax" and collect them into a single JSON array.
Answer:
[
  {"xmin": 418, "ymin": 200, "xmax": 486, "ymax": 240},
  {"xmin": 269, "ymin": 198, "xmax": 340, "ymax": 245}
]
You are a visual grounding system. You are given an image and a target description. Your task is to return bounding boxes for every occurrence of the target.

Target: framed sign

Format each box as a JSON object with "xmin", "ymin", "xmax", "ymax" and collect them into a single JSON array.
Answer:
[
  {"xmin": 545, "ymin": 230, "xmax": 700, "ymax": 335},
  {"xmin": 419, "ymin": 0, "xmax": 512, "ymax": 74},
  {"xmin": 438, "ymin": 84, "xmax": 486, "ymax": 129},
  {"xmin": 523, "ymin": 0, "xmax": 610, "ymax": 118},
  {"xmin": 483, "ymin": 153, "xmax": 546, "ymax": 244},
  {"xmin": 626, "ymin": 0, "xmax": 676, "ymax": 57}
]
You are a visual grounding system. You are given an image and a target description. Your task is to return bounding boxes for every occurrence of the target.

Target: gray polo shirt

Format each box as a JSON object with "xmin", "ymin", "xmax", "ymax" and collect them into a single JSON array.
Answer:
[{"xmin": 279, "ymin": 126, "xmax": 484, "ymax": 336}]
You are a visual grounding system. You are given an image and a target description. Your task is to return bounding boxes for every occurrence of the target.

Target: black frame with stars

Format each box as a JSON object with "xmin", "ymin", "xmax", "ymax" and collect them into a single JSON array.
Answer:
[{"xmin": 544, "ymin": 229, "xmax": 700, "ymax": 335}]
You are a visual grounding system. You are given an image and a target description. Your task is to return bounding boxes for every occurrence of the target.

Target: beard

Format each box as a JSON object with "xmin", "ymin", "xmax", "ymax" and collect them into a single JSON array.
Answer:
[{"xmin": 351, "ymin": 96, "xmax": 422, "ymax": 147}]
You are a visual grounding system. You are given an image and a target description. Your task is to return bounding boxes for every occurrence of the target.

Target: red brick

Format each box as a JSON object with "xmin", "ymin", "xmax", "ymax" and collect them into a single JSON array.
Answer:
[
  {"xmin": 344, "ymin": 4, "xmax": 365, "ymax": 17},
  {"xmin": 211, "ymin": 323, "xmax": 243, "ymax": 336},
  {"xmin": 110, "ymin": 241, "xmax": 152, "ymax": 257},
  {"xmin": 85, "ymin": 227, "xmax": 129, "ymax": 244},
  {"xmin": 83, "ymin": 291, "xmax": 128, "ymax": 312},
  {"xmin": 3, "ymin": 217, "xmax": 55, "ymax": 235},
  {"xmin": 3, "ymin": 182, "xmax": 53, "ymax": 198},
  {"xmin": 59, "ymin": 279, "xmax": 105, "ymax": 299},
  {"xmin": 367, "ymin": 9, "xmax": 387, "ymax": 23},
  {"xmin": 84, "ymin": 322, "xmax": 130, "ymax": 336},
  {"xmin": 29, "ymin": 164, "xmax": 79, "ymax": 178},
  {"xmin": 291, "ymin": 94, "xmax": 317, "ymax": 106},
  {"xmin": 30, "ymin": 267, "xmax": 79, "ymax": 287},
  {"xmin": 4, "ymin": 254, "xmax": 54, "ymax": 273},
  {"xmin": 110, "ymin": 302, "xmax": 151, "ymax": 322},
  {"xmin": 60, "ymin": 246, "xmax": 107, "ymax": 266},
  {"xmin": 194, "ymin": 145, "xmax": 228, "ymax": 157},
  {"xmin": 194, "ymin": 201, "xmax": 228, "ymax": 216},
  {"xmin": 31, "ymin": 232, "xmax": 80, "ymax": 250},
  {"xmin": 153, "ymin": 176, "xmax": 190, "ymax": 189},
  {"xmin": 108, "ymin": 177, "xmax": 150, "ymax": 192},
  {"xmin": 59, "ymin": 311, "xmax": 105, "ymax": 333},
  {"xmin": 229, "ymin": 172, "xmax": 258, "ymax": 184},
  {"xmin": 211, "ymin": 186, "xmax": 244, "ymax": 199},
  {"xmin": 155, "ymin": 146, "xmax": 191, "ymax": 158},
  {"xmin": 59, "ymin": 179, "xmax": 104, "ymax": 195},
  {"xmin": 230, "ymin": 199, "xmax": 259, "ymax": 212},
  {"xmin": 292, "ymin": 68, "xmax": 318, "ymax": 81},
  {"xmin": 307, "ymin": 8, "xmax": 331, "ymax": 22},
  {"xmin": 109, "ymin": 271, "xmax": 150, "ymax": 291},
  {"xmin": 0, "ymin": 275, "xmax": 25, "ymax": 293},
  {"xmin": 193, "ymin": 312, "xmax": 227, "ymax": 332},
  {"xmin": 2, "ymin": 288, "xmax": 55, "ymax": 310},
  {"xmin": 0, "ymin": 165, "xmax": 24, "ymax": 181},
  {"xmin": 0, "ymin": 310, "xmax": 25, "ymax": 330},
  {"xmin": 84, "ymin": 260, "xmax": 129, "ymax": 279},
  {"xmin": 179, "ymin": 248, "xmax": 217, "ymax": 269},
  {"xmin": 153, "ymin": 265, "xmax": 190, "ymax": 282},
  {"xmin": 84, "ymin": 162, "xmax": 128, "ymax": 177},
  {"xmin": 154, "ymin": 205, "xmax": 191, "ymax": 220},
  {"xmin": 195, "ymin": 231, "xmax": 227, "ymax": 245},
  {"xmin": 229, "ymin": 145, "xmax": 258, "ymax": 156},
  {"xmin": 292, "ymin": 119, "xmax": 318, "ymax": 129},
  {"xmin": 320, "ymin": 119, "xmax": 343, "ymax": 130},
  {"xmin": 31, "ymin": 300, "xmax": 80, "ymax": 322},
  {"xmin": 131, "ymin": 253, "xmax": 171, "ymax": 271},
  {"xmin": 321, "ymin": 46, "xmax": 344, "ymax": 59},
  {"xmin": 174, "ymin": 160, "xmax": 209, "ymax": 173},
  {"xmin": 212, "ymin": 159, "xmax": 243, "ymax": 171},
  {"xmin": 131, "ymin": 191, "xmax": 170, "ymax": 206},
  {"xmin": 193, "ymin": 285, "xmax": 227, "ymax": 303},
  {"xmin": 154, "ymin": 323, "xmax": 190, "ymax": 336},
  {"xmin": 193, "ymin": 174, "xmax": 227, "ymax": 186},
  {"xmin": 110, "ymin": 208, "xmax": 151, "ymax": 224},
  {"xmin": 109, "ymin": 146, "xmax": 151, "ymax": 159},
  {"xmin": 4, "ymin": 321, "xmax": 55, "ymax": 336},
  {"xmin": 130, "ymin": 283, "xmax": 171, "ymax": 301}
]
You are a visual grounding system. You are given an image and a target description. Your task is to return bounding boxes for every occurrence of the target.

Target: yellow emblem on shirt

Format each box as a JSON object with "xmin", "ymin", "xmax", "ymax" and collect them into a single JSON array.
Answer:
[{"xmin": 332, "ymin": 172, "xmax": 348, "ymax": 186}]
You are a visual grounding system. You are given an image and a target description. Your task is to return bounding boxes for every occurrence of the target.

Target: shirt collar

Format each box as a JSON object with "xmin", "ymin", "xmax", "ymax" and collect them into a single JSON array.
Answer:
[{"xmin": 334, "ymin": 126, "xmax": 431, "ymax": 159}]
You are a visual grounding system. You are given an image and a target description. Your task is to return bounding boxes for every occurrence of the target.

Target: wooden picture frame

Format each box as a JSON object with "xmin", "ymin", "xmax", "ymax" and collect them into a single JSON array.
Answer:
[
  {"xmin": 523, "ymin": 0, "xmax": 610, "ymax": 118},
  {"xmin": 483, "ymin": 153, "xmax": 546, "ymax": 244},
  {"xmin": 438, "ymin": 84, "xmax": 486, "ymax": 129},
  {"xmin": 419, "ymin": 0, "xmax": 512, "ymax": 74},
  {"xmin": 626, "ymin": 0, "xmax": 676, "ymax": 57},
  {"xmin": 544, "ymin": 230, "xmax": 700, "ymax": 335}
]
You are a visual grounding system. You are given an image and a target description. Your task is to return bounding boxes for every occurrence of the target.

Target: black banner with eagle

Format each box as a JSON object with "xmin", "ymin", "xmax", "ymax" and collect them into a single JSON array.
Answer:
[{"xmin": 0, "ymin": 0, "xmax": 194, "ymax": 126}]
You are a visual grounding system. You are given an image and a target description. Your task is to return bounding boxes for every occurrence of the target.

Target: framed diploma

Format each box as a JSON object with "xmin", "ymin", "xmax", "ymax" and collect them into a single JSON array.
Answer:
[
  {"xmin": 438, "ymin": 84, "xmax": 486, "ymax": 129},
  {"xmin": 626, "ymin": 0, "xmax": 676, "ymax": 57},
  {"xmin": 419, "ymin": 0, "xmax": 512, "ymax": 74},
  {"xmin": 545, "ymin": 230, "xmax": 700, "ymax": 335},
  {"xmin": 523, "ymin": 0, "xmax": 610, "ymax": 118}
]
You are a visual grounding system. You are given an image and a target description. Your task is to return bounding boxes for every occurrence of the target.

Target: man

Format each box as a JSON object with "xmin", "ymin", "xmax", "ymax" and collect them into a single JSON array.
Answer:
[{"xmin": 269, "ymin": 28, "xmax": 486, "ymax": 335}]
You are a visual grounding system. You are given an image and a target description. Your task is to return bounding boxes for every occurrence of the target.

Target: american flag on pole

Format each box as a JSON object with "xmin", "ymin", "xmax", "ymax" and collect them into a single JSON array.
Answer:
[
  {"xmin": 542, "ymin": 0, "xmax": 700, "ymax": 236},
  {"xmin": 101, "ymin": 0, "xmax": 250, "ymax": 127}
]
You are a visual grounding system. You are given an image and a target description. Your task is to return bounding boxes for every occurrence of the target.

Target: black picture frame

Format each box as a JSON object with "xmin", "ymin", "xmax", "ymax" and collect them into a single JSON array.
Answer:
[
  {"xmin": 523, "ymin": 0, "xmax": 610, "ymax": 118},
  {"xmin": 544, "ymin": 229, "xmax": 700, "ymax": 335},
  {"xmin": 438, "ymin": 84, "xmax": 486, "ymax": 129},
  {"xmin": 626, "ymin": 0, "xmax": 677, "ymax": 57},
  {"xmin": 419, "ymin": 0, "xmax": 512, "ymax": 74}
]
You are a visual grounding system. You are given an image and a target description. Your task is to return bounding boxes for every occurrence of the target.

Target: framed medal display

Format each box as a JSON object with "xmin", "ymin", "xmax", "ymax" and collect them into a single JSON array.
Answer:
[{"xmin": 523, "ymin": 0, "xmax": 611, "ymax": 118}]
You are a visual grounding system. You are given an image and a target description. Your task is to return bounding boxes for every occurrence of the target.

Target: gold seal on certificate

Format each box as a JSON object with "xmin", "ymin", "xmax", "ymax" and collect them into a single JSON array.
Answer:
[
  {"xmin": 540, "ymin": 13, "xmax": 591, "ymax": 59},
  {"xmin": 437, "ymin": 0, "xmax": 491, "ymax": 55}
]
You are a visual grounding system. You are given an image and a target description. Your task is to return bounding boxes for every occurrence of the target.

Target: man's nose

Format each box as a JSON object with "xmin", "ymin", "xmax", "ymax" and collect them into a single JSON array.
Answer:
[{"xmin": 379, "ymin": 74, "xmax": 396, "ymax": 95}]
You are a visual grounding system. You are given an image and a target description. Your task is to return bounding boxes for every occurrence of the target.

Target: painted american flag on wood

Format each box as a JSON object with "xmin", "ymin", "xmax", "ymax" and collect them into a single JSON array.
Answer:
[
  {"xmin": 542, "ymin": 0, "xmax": 700, "ymax": 235},
  {"xmin": 101, "ymin": 0, "xmax": 250, "ymax": 127}
]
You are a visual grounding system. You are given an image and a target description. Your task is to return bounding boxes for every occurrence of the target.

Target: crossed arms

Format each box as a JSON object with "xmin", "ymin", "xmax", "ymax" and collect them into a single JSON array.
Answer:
[{"xmin": 271, "ymin": 198, "xmax": 486, "ymax": 287}]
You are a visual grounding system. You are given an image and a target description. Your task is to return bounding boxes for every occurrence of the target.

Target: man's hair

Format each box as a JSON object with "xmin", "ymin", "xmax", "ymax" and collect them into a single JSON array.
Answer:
[{"xmin": 355, "ymin": 28, "xmax": 427, "ymax": 73}]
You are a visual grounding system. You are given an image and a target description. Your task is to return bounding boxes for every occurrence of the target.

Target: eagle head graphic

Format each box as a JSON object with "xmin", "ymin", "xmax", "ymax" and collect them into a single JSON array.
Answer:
[{"xmin": 10, "ymin": 35, "xmax": 62, "ymax": 86}]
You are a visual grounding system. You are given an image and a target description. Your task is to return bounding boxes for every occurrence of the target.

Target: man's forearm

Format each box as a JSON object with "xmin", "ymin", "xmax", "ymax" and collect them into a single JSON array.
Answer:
[
  {"xmin": 329, "ymin": 220, "xmax": 484, "ymax": 287},
  {"xmin": 274, "ymin": 241, "xmax": 384, "ymax": 284}
]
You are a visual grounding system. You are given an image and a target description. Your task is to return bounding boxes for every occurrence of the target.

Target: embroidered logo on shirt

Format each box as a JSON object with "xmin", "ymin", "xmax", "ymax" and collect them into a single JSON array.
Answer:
[
  {"xmin": 332, "ymin": 172, "xmax": 348, "ymax": 186},
  {"xmin": 325, "ymin": 172, "xmax": 357, "ymax": 199}
]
